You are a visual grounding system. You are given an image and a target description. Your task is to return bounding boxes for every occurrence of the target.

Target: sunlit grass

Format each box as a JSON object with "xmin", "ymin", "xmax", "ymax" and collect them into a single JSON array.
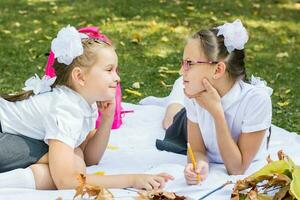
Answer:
[{"xmin": 0, "ymin": 0, "xmax": 299, "ymax": 133}]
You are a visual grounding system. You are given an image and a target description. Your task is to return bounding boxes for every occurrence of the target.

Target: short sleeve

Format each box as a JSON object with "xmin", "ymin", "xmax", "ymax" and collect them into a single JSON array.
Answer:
[
  {"xmin": 242, "ymin": 92, "xmax": 272, "ymax": 133},
  {"xmin": 43, "ymin": 101, "xmax": 83, "ymax": 149},
  {"xmin": 184, "ymin": 96, "xmax": 198, "ymax": 123}
]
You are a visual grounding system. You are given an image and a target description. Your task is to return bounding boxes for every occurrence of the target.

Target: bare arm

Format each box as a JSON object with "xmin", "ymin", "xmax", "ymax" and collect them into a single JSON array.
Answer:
[
  {"xmin": 213, "ymin": 111, "xmax": 266, "ymax": 175},
  {"xmin": 83, "ymin": 117, "xmax": 113, "ymax": 166},
  {"xmin": 187, "ymin": 119, "xmax": 208, "ymax": 163},
  {"xmin": 48, "ymin": 140, "xmax": 173, "ymax": 190}
]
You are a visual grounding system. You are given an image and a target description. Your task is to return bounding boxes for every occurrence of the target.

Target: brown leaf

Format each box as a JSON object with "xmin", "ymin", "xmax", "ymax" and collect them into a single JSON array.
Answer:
[
  {"xmin": 73, "ymin": 174, "xmax": 114, "ymax": 200},
  {"xmin": 137, "ymin": 190, "xmax": 186, "ymax": 200},
  {"xmin": 247, "ymin": 188, "xmax": 258, "ymax": 200},
  {"xmin": 273, "ymin": 186, "xmax": 290, "ymax": 200}
]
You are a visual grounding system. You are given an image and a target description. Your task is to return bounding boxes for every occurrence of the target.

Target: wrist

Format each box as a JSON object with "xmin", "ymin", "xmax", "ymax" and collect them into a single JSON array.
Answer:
[
  {"xmin": 101, "ymin": 116, "xmax": 114, "ymax": 124},
  {"xmin": 212, "ymin": 105, "xmax": 224, "ymax": 119}
]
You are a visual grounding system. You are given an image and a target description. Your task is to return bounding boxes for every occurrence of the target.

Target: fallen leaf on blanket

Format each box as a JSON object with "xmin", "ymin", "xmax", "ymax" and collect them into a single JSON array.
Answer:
[
  {"xmin": 93, "ymin": 171, "xmax": 105, "ymax": 176},
  {"xmin": 231, "ymin": 150, "xmax": 300, "ymax": 200},
  {"xmin": 73, "ymin": 174, "xmax": 114, "ymax": 200},
  {"xmin": 136, "ymin": 190, "xmax": 186, "ymax": 200},
  {"xmin": 107, "ymin": 144, "xmax": 119, "ymax": 150}
]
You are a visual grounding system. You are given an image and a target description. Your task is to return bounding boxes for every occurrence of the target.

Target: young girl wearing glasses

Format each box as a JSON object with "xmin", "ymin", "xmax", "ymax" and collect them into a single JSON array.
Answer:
[{"xmin": 152, "ymin": 19, "xmax": 273, "ymax": 185}]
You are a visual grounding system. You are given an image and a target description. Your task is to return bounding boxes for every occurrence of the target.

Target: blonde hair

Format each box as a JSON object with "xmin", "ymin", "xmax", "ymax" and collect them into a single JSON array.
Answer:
[{"xmin": 2, "ymin": 38, "xmax": 112, "ymax": 102}]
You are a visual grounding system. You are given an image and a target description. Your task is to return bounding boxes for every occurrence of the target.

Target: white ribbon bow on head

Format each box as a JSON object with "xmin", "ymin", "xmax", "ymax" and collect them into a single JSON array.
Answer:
[
  {"xmin": 217, "ymin": 19, "xmax": 249, "ymax": 53},
  {"xmin": 23, "ymin": 74, "xmax": 56, "ymax": 95},
  {"xmin": 51, "ymin": 25, "xmax": 88, "ymax": 65}
]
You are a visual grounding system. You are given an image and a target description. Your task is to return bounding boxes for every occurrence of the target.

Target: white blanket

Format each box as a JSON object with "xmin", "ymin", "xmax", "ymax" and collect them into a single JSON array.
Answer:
[{"xmin": 0, "ymin": 103, "xmax": 299, "ymax": 200}]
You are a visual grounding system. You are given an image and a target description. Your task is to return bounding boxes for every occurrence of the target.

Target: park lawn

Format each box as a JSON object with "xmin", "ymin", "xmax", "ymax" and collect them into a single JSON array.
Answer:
[{"xmin": 0, "ymin": 0, "xmax": 299, "ymax": 133}]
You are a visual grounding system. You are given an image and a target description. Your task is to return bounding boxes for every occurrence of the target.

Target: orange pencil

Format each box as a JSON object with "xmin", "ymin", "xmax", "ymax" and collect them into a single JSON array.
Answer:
[{"xmin": 187, "ymin": 143, "xmax": 201, "ymax": 182}]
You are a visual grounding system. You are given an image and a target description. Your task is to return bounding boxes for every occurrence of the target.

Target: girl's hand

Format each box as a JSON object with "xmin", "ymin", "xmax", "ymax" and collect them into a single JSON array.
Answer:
[
  {"xmin": 97, "ymin": 99, "xmax": 116, "ymax": 119},
  {"xmin": 185, "ymin": 79, "xmax": 223, "ymax": 117},
  {"xmin": 184, "ymin": 160, "xmax": 209, "ymax": 185},
  {"xmin": 131, "ymin": 173, "xmax": 174, "ymax": 190}
]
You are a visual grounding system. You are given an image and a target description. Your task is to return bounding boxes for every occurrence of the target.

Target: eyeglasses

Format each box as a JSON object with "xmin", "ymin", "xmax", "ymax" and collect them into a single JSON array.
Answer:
[{"xmin": 181, "ymin": 60, "xmax": 218, "ymax": 71}]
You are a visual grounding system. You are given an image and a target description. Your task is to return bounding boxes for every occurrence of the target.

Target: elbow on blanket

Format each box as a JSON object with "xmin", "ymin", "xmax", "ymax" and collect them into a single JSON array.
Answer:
[
  {"xmin": 85, "ymin": 157, "xmax": 100, "ymax": 166},
  {"xmin": 227, "ymin": 167, "xmax": 247, "ymax": 175}
]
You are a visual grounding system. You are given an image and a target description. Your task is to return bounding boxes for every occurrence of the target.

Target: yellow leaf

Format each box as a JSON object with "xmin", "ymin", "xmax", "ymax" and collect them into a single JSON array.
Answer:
[
  {"xmin": 2, "ymin": 30, "xmax": 11, "ymax": 34},
  {"xmin": 33, "ymin": 19, "xmax": 40, "ymax": 24},
  {"xmin": 93, "ymin": 171, "xmax": 105, "ymax": 176},
  {"xmin": 159, "ymin": 73, "xmax": 168, "ymax": 78},
  {"xmin": 164, "ymin": 70, "xmax": 180, "ymax": 74},
  {"xmin": 285, "ymin": 89, "xmax": 291, "ymax": 94},
  {"xmin": 18, "ymin": 10, "xmax": 27, "ymax": 15},
  {"xmin": 277, "ymin": 101, "xmax": 289, "ymax": 107},
  {"xmin": 291, "ymin": 166, "xmax": 300, "ymax": 199},
  {"xmin": 186, "ymin": 6, "xmax": 195, "ymax": 11},
  {"xmin": 107, "ymin": 144, "xmax": 119, "ymax": 150},
  {"xmin": 125, "ymin": 89, "xmax": 142, "ymax": 96},
  {"xmin": 44, "ymin": 35, "xmax": 52, "ymax": 40},
  {"xmin": 131, "ymin": 33, "xmax": 142, "ymax": 43},
  {"xmin": 160, "ymin": 81, "xmax": 172, "ymax": 88},
  {"xmin": 34, "ymin": 28, "xmax": 42, "ymax": 34},
  {"xmin": 249, "ymin": 160, "xmax": 290, "ymax": 179},
  {"xmin": 161, "ymin": 36, "xmax": 169, "ymax": 42},
  {"xmin": 148, "ymin": 20, "xmax": 157, "ymax": 28},
  {"xmin": 14, "ymin": 22, "xmax": 21, "ymax": 27},
  {"xmin": 132, "ymin": 82, "xmax": 140, "ymax": 89},
  {"xmin": 119, "ymin": 41, "xmax": 125, "ymax": 46},
  {"xmin": 211, "ymin": 16, "xmax": 218, "ymax": 21},
  {"xmin": 276, "ymin": 52, "xmax": 289, "ymax": 58}
]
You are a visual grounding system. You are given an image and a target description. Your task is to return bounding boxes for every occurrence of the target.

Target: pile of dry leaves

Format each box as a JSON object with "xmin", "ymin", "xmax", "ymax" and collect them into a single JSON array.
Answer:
[
  {"xmin": 231, "ymin": 150, "xmax": 300, "ymax": 200},
  {"xmin": 73, "ymin": 174, "xmax": 187, "ymax": 200}
]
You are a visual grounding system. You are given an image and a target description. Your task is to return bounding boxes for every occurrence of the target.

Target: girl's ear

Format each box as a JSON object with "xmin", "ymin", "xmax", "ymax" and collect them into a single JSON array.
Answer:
[
  {"xmin": 71, "ymin": 67, "xmax": 85, "ymax": 86},
  {"xmin": 213, "ymin": 61, "xmax": 227, "ymax": 79}
]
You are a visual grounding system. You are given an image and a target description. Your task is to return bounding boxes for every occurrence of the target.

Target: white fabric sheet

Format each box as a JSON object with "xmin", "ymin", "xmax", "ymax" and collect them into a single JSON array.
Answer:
[{"xmin": 0, "ymin": 103, "xmax": 299, "ymax": 200}]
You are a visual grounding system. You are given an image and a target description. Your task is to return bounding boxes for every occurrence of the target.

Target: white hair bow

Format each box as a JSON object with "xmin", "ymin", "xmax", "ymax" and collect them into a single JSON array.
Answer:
[
  {"xmin": 23, "ymin": 74, "xmax": 56, "ymax": 95},
  {"xmin": 51, "ymin": 25, "xmax": 88, "ymax": 65},
  {"xmin": 217, "ymin": 19, "xmax": 249, "ymax": 53}
]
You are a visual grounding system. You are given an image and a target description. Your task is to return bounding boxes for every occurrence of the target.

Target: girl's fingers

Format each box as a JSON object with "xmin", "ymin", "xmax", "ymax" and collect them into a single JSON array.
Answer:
[
  {"xmin": 157, "ymin": 173, "xmax": 174, "ymax": 181},
  {"xmin": 149, "ymin": 179, "xmax": 160, "ymax": 190},
  {"xmin": 153, "ymin": 176, "xmax": 165, "ymax": 189},
  {"xmin": 144, "ymin": 183, "xmax": 153, "ymax": 191},
  {"xmin": 185, "ymin": 165, "xmax": 198, "ymax": 177}
]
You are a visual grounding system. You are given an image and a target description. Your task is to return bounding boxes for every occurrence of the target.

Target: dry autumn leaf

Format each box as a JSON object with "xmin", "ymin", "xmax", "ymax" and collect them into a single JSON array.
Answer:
[
  {"xmin": 136, "ymin": 190, "xmax": 186, "ymax": 200},
  {"xmin": 73, "ymin": 174, "xmax": 114, "ymax": 200},
  {"xmin": 125, "ymin": 89, "xmax": 142, "ymax": 97},
  {"xmin": 231, "ymin": 150, "xmax": 300, "ymax": 200}
]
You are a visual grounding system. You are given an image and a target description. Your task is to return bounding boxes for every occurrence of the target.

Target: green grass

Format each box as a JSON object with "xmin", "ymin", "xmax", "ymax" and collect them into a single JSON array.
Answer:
[{"xmin": 0, "ymin": 0, "xmax": 299, "ymax": 133}]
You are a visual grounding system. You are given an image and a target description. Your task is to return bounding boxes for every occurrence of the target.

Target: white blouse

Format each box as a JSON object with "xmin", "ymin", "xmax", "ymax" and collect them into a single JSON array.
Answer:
[
  {"xmin": 185, "ymin": 77, "xmax": 273, "ymax": 163},
  {"xmin": 0, "ymin": 86, "xmax": 98, "ymax": 148}
]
